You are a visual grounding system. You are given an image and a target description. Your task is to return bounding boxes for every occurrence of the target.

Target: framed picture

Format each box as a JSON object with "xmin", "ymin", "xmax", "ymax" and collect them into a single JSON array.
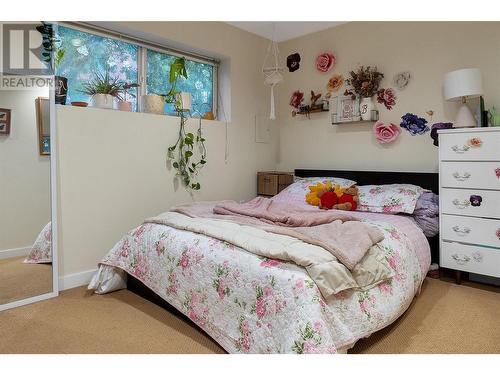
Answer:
[
  {"xmin": 0, "ymin": 108, "xmax": 11, "ymax": 135},
  {"xmin": 35, "ymin": 97, "xmax": 50, "ymax": 156},
  {"xmin": 336, "ymin": 95, "xmax": 360, "ymax": 123}
]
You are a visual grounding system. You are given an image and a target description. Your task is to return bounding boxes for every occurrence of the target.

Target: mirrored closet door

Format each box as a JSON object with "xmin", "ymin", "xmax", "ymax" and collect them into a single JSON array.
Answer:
[{"xmin": 0, "ymin": 83, "xmax": 58, "ymax": 310}]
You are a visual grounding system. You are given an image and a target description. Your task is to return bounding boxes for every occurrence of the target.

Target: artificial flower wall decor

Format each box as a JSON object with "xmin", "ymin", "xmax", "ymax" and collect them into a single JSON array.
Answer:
[
  {"xmin": 286, "ymin": 53, "xmax": 301, "ymax": 72},
  {"xmin": 376, "ymin": 88, "xmax": 397, "ymax": 110},
  {"xmin": 289, "ymin": 90, "xmax": 304, "ymax": 109},
  {"xmin": 373, "ymin": 121, "xmax": 401, "ymax": 144},
  {"xmin": 430, "ymin": 122, "xmax": 453, "ymax": 146},
  {"xmin": 327, "ymin": 74, "xmax": 344, "ymax": 93},
  {"xmin": 393, "ymin": 71, "xmax": 411, "ymax": 90},
  {"xmin": 400, "ymin": 113, "xmax": 429, "ymax": 135},
  {"xmin": 316, "ymin": 52, "xmax": 336, "ymax": 73}
]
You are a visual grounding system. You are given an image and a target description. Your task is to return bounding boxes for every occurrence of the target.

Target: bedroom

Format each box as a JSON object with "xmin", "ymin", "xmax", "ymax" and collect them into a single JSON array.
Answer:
[{"xmin": 1, "ymin": 0, "xmax": 500, "ymax": 372}]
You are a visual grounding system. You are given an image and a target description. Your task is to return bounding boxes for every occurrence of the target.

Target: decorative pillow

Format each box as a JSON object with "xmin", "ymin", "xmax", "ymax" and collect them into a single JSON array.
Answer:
[
  {"xmin": 357, "ymin": 184, "xmax": 425, "ymax": 214},
  {"xmin": 274, "ymin": 177, "xmax": 357, "ymax": 206}
]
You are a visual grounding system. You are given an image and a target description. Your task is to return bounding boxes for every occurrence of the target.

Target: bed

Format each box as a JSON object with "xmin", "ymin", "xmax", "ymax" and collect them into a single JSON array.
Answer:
[
  {"xmin": 89, "ymin": 169, "xmax": 437, "ymax": 353},
  {"xmin": 24, "ymin": 222, "xmax": 52, "ymax": 264}
]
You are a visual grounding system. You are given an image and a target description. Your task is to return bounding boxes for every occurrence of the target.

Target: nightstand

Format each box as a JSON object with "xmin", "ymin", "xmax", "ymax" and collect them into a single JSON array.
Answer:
[{"xmin": 257, "ymin": 171, "xmax": 294, "ymax": 197}]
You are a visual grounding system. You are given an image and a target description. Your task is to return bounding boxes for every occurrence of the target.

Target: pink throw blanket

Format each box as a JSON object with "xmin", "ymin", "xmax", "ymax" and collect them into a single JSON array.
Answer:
[{"xmin": 172, "ymin": 198, "xmax": 384, "ymax": 270}]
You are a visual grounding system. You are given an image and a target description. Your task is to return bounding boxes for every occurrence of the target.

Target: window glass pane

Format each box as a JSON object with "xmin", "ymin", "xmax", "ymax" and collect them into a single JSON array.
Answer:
[
  {"xmin": 58, "ymin": 26, "xmax": 139, "ymax": 110},
  {"xmin": 146, "ymin": 49, "xmax": 214, "ymax": 116}
]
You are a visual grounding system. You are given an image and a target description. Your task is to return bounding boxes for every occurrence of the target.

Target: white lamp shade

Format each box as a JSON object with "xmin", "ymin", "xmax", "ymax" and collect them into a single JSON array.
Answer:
[{"xmin": 444, "ymin": 68, "xmax": 483, "ymax": 101}]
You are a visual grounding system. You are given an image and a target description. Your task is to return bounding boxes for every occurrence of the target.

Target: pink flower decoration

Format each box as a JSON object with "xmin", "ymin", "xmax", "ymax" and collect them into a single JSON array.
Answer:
[
  {"xmin": 373, "ymin": 121, "xmax": 401, "ymax": 144},
  {"xmin": 289, "ymin": 90, "xmax": 304, "ymax": 109},
  {"xmin": 315, "ymin": 52, "xmax": 335, "ymax": 73},
  {"xmin": 495, "ymin": 167, "xmax": 500, "ymax": 179},
  {"xmin": 496, "ymin": 228, "xmax": 500, "ymax": 240},
  {"xmin": 377, "ymin": 88, "xmax": 397, "ymax": 110}
]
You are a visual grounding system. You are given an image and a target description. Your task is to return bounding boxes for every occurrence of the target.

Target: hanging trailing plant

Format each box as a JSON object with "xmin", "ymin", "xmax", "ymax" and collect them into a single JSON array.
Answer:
[{"xmin": 166, "ymin": 57, "xmax": 207, "ymax": 191}]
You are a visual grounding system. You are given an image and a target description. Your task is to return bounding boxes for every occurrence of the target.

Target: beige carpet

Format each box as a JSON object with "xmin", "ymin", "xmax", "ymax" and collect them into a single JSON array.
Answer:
[
  {"xmin": 0, "ymin": 278, "xmax": 499, "ymax": 354},
  {"xmin": 0, "ymin": 256, "xmax": 53, "ymax": 305}
]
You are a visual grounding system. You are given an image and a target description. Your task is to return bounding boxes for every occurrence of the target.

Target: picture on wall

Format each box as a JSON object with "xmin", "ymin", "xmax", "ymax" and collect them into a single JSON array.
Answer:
[
  {"xmin": 336, "ymin": 94, "xmax": 360, "ymax": 123},
  {"xmin": 35, "ymin": 97, "xmax": 50, "ymax": 156},
  {"xmin": 0, "ymin": 108, "xmax": 12, "ymax": 135}
]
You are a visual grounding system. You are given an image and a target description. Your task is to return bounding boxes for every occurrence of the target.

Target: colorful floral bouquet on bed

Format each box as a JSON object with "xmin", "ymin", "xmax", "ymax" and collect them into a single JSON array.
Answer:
[{"xmin": 305, "ymin": 181, "xmax": 359, "ymax": 211}]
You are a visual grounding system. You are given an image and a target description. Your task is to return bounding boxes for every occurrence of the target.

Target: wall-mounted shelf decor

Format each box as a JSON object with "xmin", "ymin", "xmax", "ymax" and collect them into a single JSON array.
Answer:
[
  {"xmin": 295, "ymin": 108, "xmax": 329, "ymax": 115},
  {"xmin": 332, "ymin": 119, "xmax": 376, "ymax": 125}
]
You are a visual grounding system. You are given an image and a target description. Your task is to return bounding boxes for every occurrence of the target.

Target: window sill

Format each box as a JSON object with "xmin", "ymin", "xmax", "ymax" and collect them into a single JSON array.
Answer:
[{"xmin": 56, "ymin": 104, "xmax": 224, "ymax": 124}]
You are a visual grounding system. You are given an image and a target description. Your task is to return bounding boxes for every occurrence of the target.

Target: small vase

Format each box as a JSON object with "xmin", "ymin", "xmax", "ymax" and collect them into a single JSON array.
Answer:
[
  {"xmin": 141, "ymin": 94, "xmax": 165, "ymax": 114},
  {"xmin": 92, "ymin": 94, "xmax": 114, "ymax": 109},
  {"xmin": 117, "ymin": 101, "xmax": 132, "ymax": 112},
  {"xmin": 360, "ymin": 97, "xmax": 374, "ymax": 121},
  {"xmin": 54, "ymin": 76, "xmax": 68, "ymax": 105}
]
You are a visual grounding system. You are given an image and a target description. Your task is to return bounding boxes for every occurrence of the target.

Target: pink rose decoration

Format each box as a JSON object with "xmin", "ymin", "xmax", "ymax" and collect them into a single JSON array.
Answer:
[
  {"xmin": 377, "ymin": 88, "xmax": 397, "ymax": 110},
  {"xmin": 315, "ymin": 52, "xmax": 335, "ymax": 73},
  {"xmin": 373, "ymin": 121, "xmax": 400, "ymax": 144}
]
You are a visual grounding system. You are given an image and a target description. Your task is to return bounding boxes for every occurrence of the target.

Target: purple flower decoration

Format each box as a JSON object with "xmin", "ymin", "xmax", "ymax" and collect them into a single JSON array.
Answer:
[
  {"xmin": 286, "ymin": 53, "xmax": 301, "ymax": 73},
  {"xmin": 470, "ymin": 195, "xmax": 482, "ymax": 207},
  {"xmin": 430, "ymin": 122, "xmax": 454, "ymax": 146},
  {"xmin": 400, "ymin": 113, "xmax": 429, "ymax": 136}
]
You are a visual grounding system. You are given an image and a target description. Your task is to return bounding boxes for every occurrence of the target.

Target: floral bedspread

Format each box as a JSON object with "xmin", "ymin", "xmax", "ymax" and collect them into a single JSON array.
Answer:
[
  {"xmin": 97, "ymin": 214, "xmax": 426, "ymax": 354},
  {"xmin": 24, "ymin": 222, "xmax": 52, "ymax": 264}
]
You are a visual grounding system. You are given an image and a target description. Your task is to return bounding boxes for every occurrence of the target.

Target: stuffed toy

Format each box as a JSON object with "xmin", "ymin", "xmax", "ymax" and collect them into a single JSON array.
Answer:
[
  {"xmin": 307, "ymin": 183, "xmax": 359, "ymax": 211},
  {"xmin": 305, "ymin": 181, "xmax": 333, "ymax": 206}
]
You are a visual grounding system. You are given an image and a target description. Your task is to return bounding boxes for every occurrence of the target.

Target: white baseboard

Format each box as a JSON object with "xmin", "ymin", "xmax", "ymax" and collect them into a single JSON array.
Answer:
[
  {"xmin": 59, "ymin": 268, "xmax": 97, "ymax": 291},
  {"xmin": 0, "ymin": 246, "xmax": 31, "ymax": 260}
]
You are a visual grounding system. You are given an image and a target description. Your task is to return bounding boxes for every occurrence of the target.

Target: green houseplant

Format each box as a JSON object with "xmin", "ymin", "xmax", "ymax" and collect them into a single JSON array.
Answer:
[
  {"xmin": 117, "ymin": 82, "xmax": 140, "ymax": 112},
  {"xmin": 78, "ymin": 69, "xmax": 125, "ymax": 109},
  {"xmin": 36, "ymin": 22, "xmax": 67, "ymax": 105},
  {"xmin": 166, "ymin": 57, "xmax": 207, "ymax": 190}
]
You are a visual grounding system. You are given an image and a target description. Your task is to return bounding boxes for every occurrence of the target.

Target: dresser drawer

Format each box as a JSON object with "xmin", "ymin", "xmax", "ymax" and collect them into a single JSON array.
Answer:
[
  {"xmin": 441, "ymin": 214, "xmax": 500, "ymax": 248},
  {"xmin": 441, "ymin": 241, "xmax": 500, "ymax": 278},
  {"xmin": 440, "ymin": 131, "xmax": 500, "ymax": 161},
  {"xmin": 440, "ymin": 188, "xmax": 500, "ymax": 218},
  {"xmin": 441, "ymin": 162, "xmax": 500, "ymax": 189}
]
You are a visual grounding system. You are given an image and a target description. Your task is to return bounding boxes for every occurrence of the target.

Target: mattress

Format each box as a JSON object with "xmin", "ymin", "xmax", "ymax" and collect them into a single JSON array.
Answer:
[{"xmin": 89, "ymin": 206, "xmax": 430, "ymax": 353}]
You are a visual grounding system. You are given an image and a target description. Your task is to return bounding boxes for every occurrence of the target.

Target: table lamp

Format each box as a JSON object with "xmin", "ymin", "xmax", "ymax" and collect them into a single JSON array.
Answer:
[{"xmin": 443, "ymin": 68, "xmax": 483, "ymax": 128}]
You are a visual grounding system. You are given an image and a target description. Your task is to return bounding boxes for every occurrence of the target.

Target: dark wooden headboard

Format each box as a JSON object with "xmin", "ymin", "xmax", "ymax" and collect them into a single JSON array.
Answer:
[
  {"xmin": 295, "ymin": 168, "xmax": 439, "ymax": 263},
  {"xmin": 295, "ymin": 169, "xmax": 439, "ymax": 194}
]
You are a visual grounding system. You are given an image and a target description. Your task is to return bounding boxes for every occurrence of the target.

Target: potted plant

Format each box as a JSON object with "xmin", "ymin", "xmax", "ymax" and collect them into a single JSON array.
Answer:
[
  {"xmin": 166, "ymin": 57, "xmax": 206, "ymax": 190},
  {"xmin": 78, "ymin": 69, "xmax": 123, "ymax": 109},
  {"xmin": 37, "ymin": 22, "xmax": 67, "ymax": 105},
  {"xmin": 349, "ymin": 66, "xmax": 384, "ymax": 120},
  {"xmin": 117, "ymin": 82, "xmax": 139, "ymax": 111},
  {"xmin": 141, "ymin": 93, "xmax": 165, "ymax": 114}
]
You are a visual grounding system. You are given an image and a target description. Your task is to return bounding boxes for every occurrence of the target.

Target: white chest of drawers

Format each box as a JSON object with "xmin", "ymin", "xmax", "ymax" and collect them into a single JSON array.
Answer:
[{"xmin": 438, "ymin": 128, "xmax": 500, "ymax": 283}]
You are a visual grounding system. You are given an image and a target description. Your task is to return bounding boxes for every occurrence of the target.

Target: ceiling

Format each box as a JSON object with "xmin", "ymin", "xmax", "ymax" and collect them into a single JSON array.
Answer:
[{"xmin": 226, "ymin": 22, "xmax": 346, "ymax": 42}]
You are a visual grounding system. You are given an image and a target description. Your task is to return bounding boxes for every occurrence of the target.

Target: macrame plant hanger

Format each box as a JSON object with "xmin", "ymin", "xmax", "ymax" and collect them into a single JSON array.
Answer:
[{"xmin": 262, "ymin": 23, "xmax": 283, "ymax": 120}]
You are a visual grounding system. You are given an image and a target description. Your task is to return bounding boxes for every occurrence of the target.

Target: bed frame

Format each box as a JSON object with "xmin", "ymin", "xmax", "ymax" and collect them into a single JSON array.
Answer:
[{"xmin": 128, "ymin": 168, "xmax": 439, "ymax": 338}]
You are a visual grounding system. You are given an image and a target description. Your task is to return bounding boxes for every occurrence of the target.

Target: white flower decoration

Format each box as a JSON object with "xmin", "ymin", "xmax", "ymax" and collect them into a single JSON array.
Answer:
[{"xmin": 393, "ymin": 71, "xmax": 411, "ymax": 90}]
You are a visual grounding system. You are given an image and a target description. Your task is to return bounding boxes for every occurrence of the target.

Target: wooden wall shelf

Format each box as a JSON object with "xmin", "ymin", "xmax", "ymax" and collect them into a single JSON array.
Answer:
[{"xmin": 332, "ymin": 119, "xmax": 376, "ymax": 125}]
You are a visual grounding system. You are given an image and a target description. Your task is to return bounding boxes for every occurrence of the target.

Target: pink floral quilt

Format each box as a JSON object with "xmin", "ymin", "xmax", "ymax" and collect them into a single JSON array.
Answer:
[
  {"xmin": 93, "ymin": 210, "xmax": 429, "ymax": 354},
  {"xmin": 24, "ymin": 222, "xmax": 52, "ymax": 264}
]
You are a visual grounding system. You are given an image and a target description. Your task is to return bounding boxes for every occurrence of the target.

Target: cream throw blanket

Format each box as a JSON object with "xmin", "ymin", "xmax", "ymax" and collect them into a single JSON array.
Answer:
[{"xmin": 144, "ymin": 201, "xmax": 392, "ymax": 298}]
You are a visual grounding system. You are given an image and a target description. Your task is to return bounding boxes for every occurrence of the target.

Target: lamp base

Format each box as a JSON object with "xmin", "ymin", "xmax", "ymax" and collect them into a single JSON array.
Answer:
[{"xmin": 454, "ymin": 103, "xmax": 477, "ymax": 128}]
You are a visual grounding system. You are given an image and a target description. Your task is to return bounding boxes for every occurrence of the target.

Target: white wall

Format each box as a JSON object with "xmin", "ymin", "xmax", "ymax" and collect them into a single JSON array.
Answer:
[
  {"xmin": 56, "ymin": 21, "xmax": 500, "ymax": 279},
  {"xmin": 0, "ymin": 87, "xmax": 51, "ymax": 251},
  {"xmin": 56, "ymin": 22, "xmax": 277, "ymax": 277},
  {"xmin": 276, "ymin": 22, "xmax": 500, "ymax": 172}
]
